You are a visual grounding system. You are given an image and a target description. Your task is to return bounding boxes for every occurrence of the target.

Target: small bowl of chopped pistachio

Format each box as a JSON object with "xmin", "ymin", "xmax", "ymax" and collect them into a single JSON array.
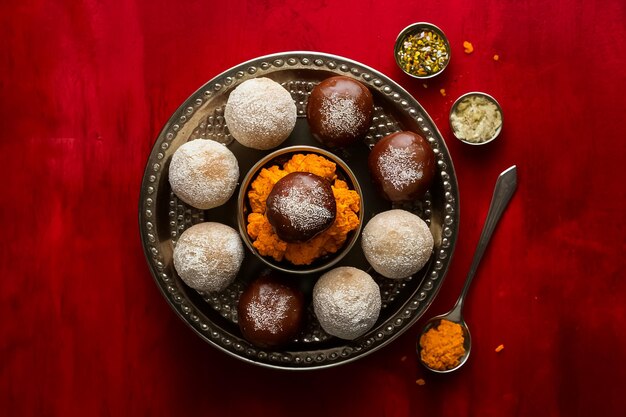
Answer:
[
  {"xmin": 449, "ymin": 92, "xmax": 503, "ymax": 145},
  {"xmin": 394, "ymin": 22, "xmax": 451, "ymax": 79}
]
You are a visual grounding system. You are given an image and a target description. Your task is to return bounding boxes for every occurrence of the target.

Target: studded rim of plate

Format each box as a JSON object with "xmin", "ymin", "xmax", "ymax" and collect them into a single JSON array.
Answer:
[{"xmin": 139, "ymin": 51, "xmax": 460, "ymax": 370}]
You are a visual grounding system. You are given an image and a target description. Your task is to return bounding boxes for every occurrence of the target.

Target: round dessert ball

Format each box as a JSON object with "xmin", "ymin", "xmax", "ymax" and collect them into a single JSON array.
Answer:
[
  {"xmin": 368, "ymin": 131, "xmax": 435, "ymax": 202},
  {"xmin": 266, "ymin": 172, "xmax": 337, "ymax": 243},
  {"xmin": 173, "ymin": 222, "xmax": 244, "ymax": 292},
  {"xmin": 361, "ymin": 209, "xmax": 434, "ymax": 279},
  {"xmin": 307, "ymin": 76, "xmax": 374, "ymax": 148},
  {"xmin": 313, "ymin": 266, "xmax": 381, "ymax": 340},
  {"xmin": 237, "ymin": 271, "xmax": 305, "ymax": 348},
  {"xmin": 168, "ymin": 139, "xmax": 239, "ymax": 210},
  {"xmin": 224, "ymin": 78, "xmax": 297, "ymax": 150}
]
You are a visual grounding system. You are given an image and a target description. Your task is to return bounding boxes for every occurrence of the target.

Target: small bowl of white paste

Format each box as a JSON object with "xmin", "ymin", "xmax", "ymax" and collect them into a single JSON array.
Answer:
[{"xmin": 449, "ymin": 92, "xmax": 503, "ymax": 145}]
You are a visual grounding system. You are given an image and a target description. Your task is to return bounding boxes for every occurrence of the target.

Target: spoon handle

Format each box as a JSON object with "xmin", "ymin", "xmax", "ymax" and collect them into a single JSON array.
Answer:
[{"xmin": 453, "ymin": 165, "xmax": 518, "ymax": 312}]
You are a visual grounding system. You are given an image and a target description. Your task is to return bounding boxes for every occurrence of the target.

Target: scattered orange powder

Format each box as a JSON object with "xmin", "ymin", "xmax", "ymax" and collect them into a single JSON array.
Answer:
[
  {"xmin": 419, "ymin": 319, "xmax": 465, "ymax": 371},
  {"xmin": 495, "ymin": 344, "xmax": 505, "ymax": 353},
  {"xmin": 493, "ymin": 54, "xmax": 500, "ymax": 61},
  {"xmin": 416, "ymin": 378, "xmax": 426, "ymax": 386},
  {"xmin": 246, "ymin": 154, "xmax": 360, "ymax": 265},
  {"xmin": 439, "ymin": 88, "xmax": 446, "ymax": 97},
  {"xmin": 463, "ymin": 41, "xmax": 474, "ymax": 54}
]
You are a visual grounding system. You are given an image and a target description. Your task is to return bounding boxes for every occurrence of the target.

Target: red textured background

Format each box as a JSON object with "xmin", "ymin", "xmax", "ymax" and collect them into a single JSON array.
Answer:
[{"xmin": 1, "ymin": 0, "xmax": 625, "ymax": 415}]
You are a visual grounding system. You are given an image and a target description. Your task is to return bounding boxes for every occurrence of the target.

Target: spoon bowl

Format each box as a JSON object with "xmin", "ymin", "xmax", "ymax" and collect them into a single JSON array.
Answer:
[
  {"xmin": 417, "ymin": 165, "xmax": 517, "ymax": 373},
  {"xmin": 417, "ymin": 309, "xmax": 472, "ymax": 373}
]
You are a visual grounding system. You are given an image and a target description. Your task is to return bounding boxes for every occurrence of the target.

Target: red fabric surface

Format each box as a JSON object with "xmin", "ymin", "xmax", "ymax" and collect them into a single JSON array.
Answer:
[{"xmin": 1, "ymin": 0, "xmax": 625, "ymax": 415}]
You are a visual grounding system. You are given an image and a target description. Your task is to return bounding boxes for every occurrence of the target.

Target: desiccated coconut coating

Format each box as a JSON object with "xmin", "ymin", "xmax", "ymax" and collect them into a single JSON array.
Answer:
[
  {"xmin": 313, "ymin": 266, "xmax": 381, "ymax": 340},
  {"xmin": 168, "ymin": 139, "xmax": 239, "ymax": 210},
  {"xmin": 224, "ymin": 78, "xmax": 297, "ymax": 150},
  {"xmin": 173, "ymin": 222, "xmax": 244, "ymax": 292},
  {"xmin": 361, "ymin": 209, "xmax": 434, "ymax": 279}
]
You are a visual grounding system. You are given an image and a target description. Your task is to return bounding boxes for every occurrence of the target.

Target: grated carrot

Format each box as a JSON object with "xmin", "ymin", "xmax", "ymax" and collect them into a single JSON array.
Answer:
[{"xmin": 463, "ymin": 41, "xmax": 474, "ymax": 54}]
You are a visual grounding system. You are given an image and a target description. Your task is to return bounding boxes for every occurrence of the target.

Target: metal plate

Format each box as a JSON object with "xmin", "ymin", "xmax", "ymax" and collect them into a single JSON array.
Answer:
[{"xmin": 139, "ymin": 52, "xmax": 459, "ymax": 370}]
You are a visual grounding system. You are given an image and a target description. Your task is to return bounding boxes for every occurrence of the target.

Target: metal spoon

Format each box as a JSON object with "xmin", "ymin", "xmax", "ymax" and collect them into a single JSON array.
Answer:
[{"xmin": 418, "ymin": 165, "xmax": 518, "ymax": 373}]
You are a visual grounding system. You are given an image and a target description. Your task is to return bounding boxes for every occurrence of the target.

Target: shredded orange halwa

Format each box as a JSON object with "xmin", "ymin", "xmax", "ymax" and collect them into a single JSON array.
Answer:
[
  {"xmin": 419, "ymin": 319, "xmax": 465, "ymax": 370},
  {"xmin": 463, "ymin": 41, "xmax": 474, "ymax": 54},
  {"xmin": 246, "ymin": 154, "xmax": 360, "ymax": 265}
]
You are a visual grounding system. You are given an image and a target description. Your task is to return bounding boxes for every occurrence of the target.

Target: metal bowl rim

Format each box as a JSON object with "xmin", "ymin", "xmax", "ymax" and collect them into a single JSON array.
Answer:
[
  {"xmin": 449, "ymin": 91, "xmax": 504, "ymax": 145},
  {"xmin": 236, "ymin": 145, "xmax": 364, "ymax": 275},
  {"xmin": 393, "ymin": 22, "xmax": 451, "ymax": 79}
]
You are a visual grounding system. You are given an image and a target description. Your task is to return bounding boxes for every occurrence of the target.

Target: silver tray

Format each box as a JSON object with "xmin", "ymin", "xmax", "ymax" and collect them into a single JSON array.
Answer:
[{"xmin": 139, "ymin": 52, "xmax": 459, "ymax": 370}]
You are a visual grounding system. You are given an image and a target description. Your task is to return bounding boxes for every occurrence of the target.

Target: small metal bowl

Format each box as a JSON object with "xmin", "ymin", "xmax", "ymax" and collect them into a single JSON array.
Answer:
[
  {"xmin": 394, "ymin": 22, "xmax": 451, "ymax": 79},
  {"xmin": 237, "ymin": 145, "xmax": 363, "ymax": 275},
  {"xmin": 449, "ymin": 92, "xmax": 503, "ymax": 145}
]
